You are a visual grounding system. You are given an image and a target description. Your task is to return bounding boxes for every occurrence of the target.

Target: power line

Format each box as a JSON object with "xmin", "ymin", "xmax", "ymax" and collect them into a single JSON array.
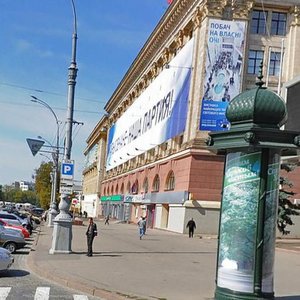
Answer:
[
  {"xmin": 0, "ymin": 81, "xmax": 107, "ymax": 104},
  {"xmin": 0, "ymin": 100, "xmax": 105, "ymax": 114}
]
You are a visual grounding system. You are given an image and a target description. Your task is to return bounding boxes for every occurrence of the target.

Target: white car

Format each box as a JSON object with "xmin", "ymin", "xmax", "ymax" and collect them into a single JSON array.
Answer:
[{"xmin": 0, "ymin": 247, "xmax": 14, "ymax": 271}]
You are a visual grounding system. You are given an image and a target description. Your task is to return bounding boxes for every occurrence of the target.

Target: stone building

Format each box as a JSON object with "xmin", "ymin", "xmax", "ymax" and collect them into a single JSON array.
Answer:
[{"xmin": 82, "ymin": 0, "xmax": 300, "ymax": 234}]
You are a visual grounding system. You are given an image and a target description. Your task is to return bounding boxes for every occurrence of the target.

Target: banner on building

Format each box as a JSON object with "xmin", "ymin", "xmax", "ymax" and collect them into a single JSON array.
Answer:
[
  {"xmin": 200, "ymin": 19, "xmax": 246, "ymax": 131},
  {"xmin": 106, "ymin": 38, "xmax": 194, "ymax": 170}
]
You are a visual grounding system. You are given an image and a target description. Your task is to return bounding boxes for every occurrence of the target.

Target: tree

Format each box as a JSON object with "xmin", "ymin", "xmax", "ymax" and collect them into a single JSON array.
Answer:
[
  {"xmin": 278, "ymin": 163, "xmax": 300, "ymax": 235},
  {"xmin": 35, "ymin": 162, "xmax": 53, "ymax": 209},
  {"xmin": 0, "ymin": 185, "xmax": 3, "ymax": 203},
  {"xmin": 0, "ymin": 185, "xmax": 39, "ymax": 205}
]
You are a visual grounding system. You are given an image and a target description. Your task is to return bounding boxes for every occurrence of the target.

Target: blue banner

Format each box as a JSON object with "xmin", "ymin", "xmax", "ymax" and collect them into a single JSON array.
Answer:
[{"xmin": 200, "ymin": 100, "xmax": 229, "ymax": 131}]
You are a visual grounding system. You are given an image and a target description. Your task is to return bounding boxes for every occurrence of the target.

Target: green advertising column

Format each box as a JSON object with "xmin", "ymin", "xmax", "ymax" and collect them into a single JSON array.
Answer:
[
  {"xmin": 207, "ymin": 73, "xmax": 300, "ymax": 300},
  {"xmin": 215, "ymin": 150, "xmax": 280, "ymax": 299}
]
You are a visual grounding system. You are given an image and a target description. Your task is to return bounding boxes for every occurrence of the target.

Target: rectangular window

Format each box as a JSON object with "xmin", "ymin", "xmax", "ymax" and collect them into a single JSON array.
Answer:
[
  {"xmin": 248, "ymin": 50, "xmax": 264, "ymax": 74},
  {"xmin": 269, "ymin": 51, "xmax": 281, "ymax": 76},
  {"xmin": 271, "ymin": 12, "xmax": 287, "ymax": 36},
  {"xmin": 251, "ymin": 10, "xmax": 267, "ymax": 34}
]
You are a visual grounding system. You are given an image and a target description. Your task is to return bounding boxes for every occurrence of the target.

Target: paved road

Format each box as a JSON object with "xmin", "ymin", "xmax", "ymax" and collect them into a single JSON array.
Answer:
[
  {"xmin": 0, "ymin": 230, "xmax": 101, "ymax": 300},
  {"xmin": 27, "ymin": 221, "xmax": 300, "ymax": 300}
]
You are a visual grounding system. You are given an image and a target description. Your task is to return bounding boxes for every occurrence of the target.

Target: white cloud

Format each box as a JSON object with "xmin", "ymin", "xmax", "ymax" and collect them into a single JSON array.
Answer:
[{"xmin": 15, "ymin": 38, "xmax": 54, "ymax": 58}]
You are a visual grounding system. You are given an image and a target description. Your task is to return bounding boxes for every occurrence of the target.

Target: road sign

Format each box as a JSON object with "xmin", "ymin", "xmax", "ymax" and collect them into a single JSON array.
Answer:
[
  {"xmin": 61, "ymin": 160, "xmax": 74, "ymax": 180},
  {"xmin": 26, "ymin": 138, "xmax": 45, "ymax": 156},
  {"xmin": 60, "ymin": 178, "xmax": 74, "ymax": 185},
  {"xmin": 60, "ymin": 185, "xmax": 73, "ymax": 194}
]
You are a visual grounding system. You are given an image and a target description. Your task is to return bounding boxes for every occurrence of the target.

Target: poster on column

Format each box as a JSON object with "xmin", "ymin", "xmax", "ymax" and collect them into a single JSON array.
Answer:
[
  {"xmin": 200, "ymin": 19, "xmax": 246, "ymax": 131},
  {"xmin": 217, "ymin": 151, "xmax": 261, "ymax": 293},
  {"xmin": 262, "ymin": 154, "xmax": 280, "ymax": 293}
]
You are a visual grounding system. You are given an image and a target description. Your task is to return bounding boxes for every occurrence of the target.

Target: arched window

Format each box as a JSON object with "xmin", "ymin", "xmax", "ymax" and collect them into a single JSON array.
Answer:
[
  {"xmin": 115, "ymin": 184, "xmax": 119, "ymax": 194},
  {"xmin": 165, "ymin": 170, "xmax": 175, "ymax": 191},
  {"xmin": 143, "ymin": 178, "xmax": 149, "ymax": 193},
  {"xmin": 120, "ymin": 183, "xmax": 124, "ymax": 194},
  {"xmin": 103, "ymin": 187, "xmax": 106, "ymax": 196},
  {"xmin": 111, "ymin": 185, "xmax": 114, "ymax": 195},
  {"xmin": 132, "ymin": 180, "xmax": 139, "ymax": 194},
  {"xmin": 152, "ymin": 175, "xmax": 160, "ymax": 192},
  {"xmin": 127, "ymin": 181, "xmax": 131, "ymax": 193}
]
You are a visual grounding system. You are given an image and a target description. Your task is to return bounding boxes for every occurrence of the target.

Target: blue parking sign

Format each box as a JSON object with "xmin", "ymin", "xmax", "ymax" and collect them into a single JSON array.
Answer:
[{"xmin": 61, "ymin": 160, "xmax": 74, "ymax": 179}]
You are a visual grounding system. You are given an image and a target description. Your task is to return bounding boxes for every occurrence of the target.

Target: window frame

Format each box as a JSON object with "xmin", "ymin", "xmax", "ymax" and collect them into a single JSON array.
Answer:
[
  {"xmin": 271, "ymin": 12, "xmax": 287, "ymax": 36},
  {"xmin": 247, "ymin": 50, "xmax": 264, "ymax": 75},
  {"xmin": 143, "ymin": 178, "xmax": 149, "ymax": 193},
  {"xmin": 165, "ymin": 171, "xmax": 175, "ymax": 191},
  {"xmin": 268, "ymin": 51, "xmax": 281, "ymax": 76},
  {"xmin": 250, "ymin": 10, "xmax": 268, "ymax": 34},
  {"xmin": 131, "ymin": 180, "xmax": 139, "ymax": 194},
  {"xmin": 152, "ymin": 175, "xmax": 160, "ymax": 192}
]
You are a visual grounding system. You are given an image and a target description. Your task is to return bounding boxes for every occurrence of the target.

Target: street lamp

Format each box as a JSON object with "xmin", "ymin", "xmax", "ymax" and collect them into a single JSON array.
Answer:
[
  {"xmin": 65, "ymin": 0, "xmax": 78, "ymax": 159},
  {"xmin": 37, "ymin": 135, "xmax": 60, "ymax": 227},
  {"xmin": 50, "ymin": 0, "xmax": 78, "ymax": 254},
  {"xmin": 31, "ymin": 96, "xmax": 60, "ymax": 226},
  {"xmin": 39, "ymin": 153, "xmax": 56, "ymax": 225}
]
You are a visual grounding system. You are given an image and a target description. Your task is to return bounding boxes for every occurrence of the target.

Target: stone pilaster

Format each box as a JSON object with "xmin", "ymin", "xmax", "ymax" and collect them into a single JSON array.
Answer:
[{"xmin": 232, "ymin": 0, "xmax": 254, "ymax": 19}]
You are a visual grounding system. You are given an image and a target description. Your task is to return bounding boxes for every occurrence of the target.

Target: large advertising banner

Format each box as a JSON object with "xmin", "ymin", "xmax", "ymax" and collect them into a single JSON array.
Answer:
[
  {"xmin": 217, "ymin": 151, "xmax": 261, "ymax": 293},
  {"xmin": 106, "ymin": 38, "xmax": 194, "ymax": 170},
  {"xmin": 200, "ymin": 19, "xmax": 246, "ymax": 131}
]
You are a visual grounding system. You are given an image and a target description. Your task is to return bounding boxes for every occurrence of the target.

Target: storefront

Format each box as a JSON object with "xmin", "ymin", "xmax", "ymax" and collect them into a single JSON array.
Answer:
[
  {"xmin": 124, "ymin": 191, "xmax": 188, "ymax": 232},
  {"xmin": 152, "ymin": 191, "xmax": 189, "ymax": 232},
  {"xmin": 100, "ymin": 195, "xmax": 124, "ymax": 220}
]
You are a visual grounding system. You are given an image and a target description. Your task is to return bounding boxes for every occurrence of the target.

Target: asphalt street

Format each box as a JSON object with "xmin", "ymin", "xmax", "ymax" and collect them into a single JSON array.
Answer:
[{"xmin": 26, "ymin": 220, "xmax": 300, "ymax": 300}]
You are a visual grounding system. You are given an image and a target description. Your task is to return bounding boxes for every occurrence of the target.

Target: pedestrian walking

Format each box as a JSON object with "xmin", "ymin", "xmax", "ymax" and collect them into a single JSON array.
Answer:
[
  {"xmin": 86, "ymin": 217, "xmax": 98, "ymax": 256},
  {"xmin": 137, "ymin": 216, "xmax": 146, "ymax": 240},
  {"xmin": 142, "ymin": 216, "xmax": 147, "ymax": 235},
  {"xmin": 186, "ymin": 218, "xmax": 196, "ymax": 238},
  {"xmin": 104, "ymin": 215, "xmax": 110, "ymax": 225}
]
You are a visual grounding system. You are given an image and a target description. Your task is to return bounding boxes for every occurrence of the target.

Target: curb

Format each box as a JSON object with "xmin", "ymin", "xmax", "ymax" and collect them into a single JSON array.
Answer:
[
  {"xmin": 25, "ymin": 229, "xmax": 142, "ymax": 300},
  {"xmin": 27, "ymin": 252, "xmax": 129, "ymax": 300}
]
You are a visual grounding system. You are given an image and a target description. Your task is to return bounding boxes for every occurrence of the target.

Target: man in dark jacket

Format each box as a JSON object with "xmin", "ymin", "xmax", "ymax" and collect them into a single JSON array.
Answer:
[
  {"xmin": 86, "ymin": 217, "xmax": 98, "ymax": 256},
  {"xmin": 186, "ymin": 218, "xmax": 196, "ymax": 238}
]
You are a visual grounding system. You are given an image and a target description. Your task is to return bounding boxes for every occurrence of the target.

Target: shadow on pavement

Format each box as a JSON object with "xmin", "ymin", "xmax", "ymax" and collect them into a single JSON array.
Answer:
[
  {"xmin": 276, "ymin": 296, "xmax": 300, "ymax": 299},
  {"xmin": 0, "ymin": 269, "xmax": 30, "ymax": 277}
]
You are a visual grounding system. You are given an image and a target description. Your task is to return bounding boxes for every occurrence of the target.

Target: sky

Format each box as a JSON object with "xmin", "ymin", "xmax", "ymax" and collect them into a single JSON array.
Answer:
[{"xmin": 0, "ymin": 0, "xmax": 170, "ymax": 186}]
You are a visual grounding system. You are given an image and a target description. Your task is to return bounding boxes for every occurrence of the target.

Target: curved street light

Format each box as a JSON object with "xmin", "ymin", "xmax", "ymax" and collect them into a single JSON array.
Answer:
[
  {"xmin": 65, "ymin": 0, "xmax": 78, "ymax": 160},
  {"xmin": 31, "ymin": 95, "xmax": 60, "ymax": 226}
]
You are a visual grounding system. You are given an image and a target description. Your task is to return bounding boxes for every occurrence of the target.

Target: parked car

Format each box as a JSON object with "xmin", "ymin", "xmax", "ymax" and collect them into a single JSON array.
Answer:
[
  {"xmin": 0, "ymin": 247, "xmax": 14, "ymax": 271},
  {"xmin": 0, "ymin": 219, "xmax": 30, "ymax": 238},
  {"xmin": 18, "ymin": 210, "xmax": 40, "ymax": 226},
  {"xmin": 31, "ymin": 208, "xmax": 44, "ymax": 217},
  {"xmin": 0, "ymin": 224, "xmax": 26, "ymax": 253},
  {"xmin": 0, "ymin": 211, "xmax": 27, "ymax": 227}
]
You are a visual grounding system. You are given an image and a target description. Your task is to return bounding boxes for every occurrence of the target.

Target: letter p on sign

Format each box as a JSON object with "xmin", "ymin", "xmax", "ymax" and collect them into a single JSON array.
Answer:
[{"xmin": 61, "ymin": 160, "xmax": 74, "ymax": 180}]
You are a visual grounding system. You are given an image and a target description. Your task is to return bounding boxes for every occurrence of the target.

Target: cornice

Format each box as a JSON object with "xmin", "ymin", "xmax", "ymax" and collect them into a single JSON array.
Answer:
[
  {"xmin": 104, "ymin": 0, "xmax": 198, "ymax": 114},
  {"xmin": 85, "ymin": 115, "xmax": 108, "ymax": 146}
]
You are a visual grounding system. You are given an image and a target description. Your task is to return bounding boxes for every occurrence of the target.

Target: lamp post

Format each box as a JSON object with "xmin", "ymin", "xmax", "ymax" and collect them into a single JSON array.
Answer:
[
  {"xmin": 65, "ymin": 0, "xmax": 78, "ymax": 159},
  {"xmin": 50, "ymin": 0, "xmax": 78, "ymax": 254},
  {"xmin": 37, "ymin": 135, "xmax": 60, "ymax": 227},
  {"xmin": 31, "ymin": 96, "xmax": 59, "ymax": 226}
]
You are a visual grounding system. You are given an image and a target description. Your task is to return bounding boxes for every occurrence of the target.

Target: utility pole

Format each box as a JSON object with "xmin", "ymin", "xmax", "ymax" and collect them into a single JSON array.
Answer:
[{"xmin": 50, "ymin": 0, "xmax": 78, "ymax": 254}]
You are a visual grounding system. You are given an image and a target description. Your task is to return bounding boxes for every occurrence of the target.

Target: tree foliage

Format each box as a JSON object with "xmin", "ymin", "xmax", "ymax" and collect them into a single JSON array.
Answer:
[
  {"xmin": 278, "ymin": 163, "xmax": 300, "ymax": 235},
  {"xmin": 0, "ymin": 185, "xmax": 38, "ymax": 205},
  {"xmin": 35, "ymin": 162, "xmax": 53, "ymax": 209}
]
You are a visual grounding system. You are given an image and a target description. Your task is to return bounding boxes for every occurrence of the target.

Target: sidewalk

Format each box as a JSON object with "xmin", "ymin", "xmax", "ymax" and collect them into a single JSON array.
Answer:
[{"xmin": 26, "ymin": 220, "xmax": 300, "ymax": 300}]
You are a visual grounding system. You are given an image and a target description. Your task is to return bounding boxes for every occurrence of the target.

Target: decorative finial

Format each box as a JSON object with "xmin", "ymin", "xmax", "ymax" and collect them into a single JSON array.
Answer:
[{"xmin": 256, "ymin": 61, "xmax": 265, "ymax": 87}]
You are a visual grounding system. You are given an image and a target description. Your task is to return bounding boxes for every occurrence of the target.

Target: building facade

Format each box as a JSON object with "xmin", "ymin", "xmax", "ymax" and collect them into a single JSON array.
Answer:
[
  {"xmin": 82, "ymin": 116, "xmax": 108, "ymax": 217},
  {"xmin": 82, "ymin": 0, "xmax": 300, "ymax": 234}
]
